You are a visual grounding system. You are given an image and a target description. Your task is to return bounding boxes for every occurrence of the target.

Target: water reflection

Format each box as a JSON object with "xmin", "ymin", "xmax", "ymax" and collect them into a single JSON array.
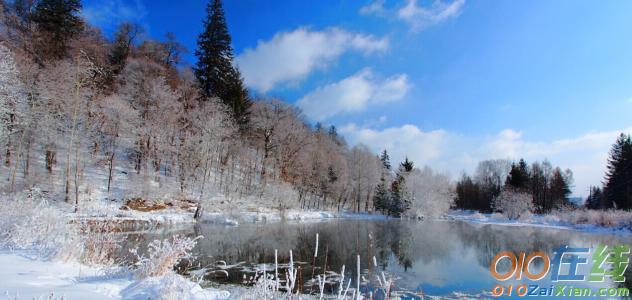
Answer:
[{"xmin": 118, "ymin": 219, "xmax": 632, "ymax": 298}]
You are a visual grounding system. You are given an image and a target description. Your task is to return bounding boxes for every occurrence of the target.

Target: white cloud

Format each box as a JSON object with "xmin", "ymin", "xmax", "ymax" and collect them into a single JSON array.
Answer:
[
  {"xmin": 360, "ymin": 0, "xmax": 387, "ymax": 16},
  {"xmin": 340, "ymin": 123, "xmax": 632, "ymax": 197},
  {"xmin": 361, "ymin": 0, "xmax": 466, "ymax": 32},
  {"xmin": 398, "ymin": 0, "xmax": 466, "ymax": 32},
  {"xmin": 82, "ymin": 0, "xmax": 147, "ymax": 31},
  {"xmin": 340, "ymin": 123, "xmax": 449, "ymax": 164},
  {"xmin": 235, "ymin": 28, "xmax": 389, "ymax": 93},
  {"xmin": 297, "ymin": 68, "xmax": 410, "ymax": 121}
]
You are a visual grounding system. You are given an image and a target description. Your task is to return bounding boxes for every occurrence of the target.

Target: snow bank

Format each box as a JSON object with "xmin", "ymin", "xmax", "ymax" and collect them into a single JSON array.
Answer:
[
  {"xmin": 0, "ymin": 250, "xmax": 231, "ymax": 300},
  {"xmin": 448, "ymin": 209, "xmax": 632, "ymax": 233},
  {"xmin": 121, "ymin": 273, "xmax": 229, "ymax": 300},
  {"xmin": 200, "ymin": 209, "xmax": 389, "ymax": 225},
  {"xmin": 0, "ymin": 250, "xmax": 132, "ymax": 299}
]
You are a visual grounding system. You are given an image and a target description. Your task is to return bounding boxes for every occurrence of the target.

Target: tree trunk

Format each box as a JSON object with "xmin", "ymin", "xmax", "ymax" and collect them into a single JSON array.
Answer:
[{"xmin": 107, "ymin": 151, "xmax": 115, "ymax": 193}]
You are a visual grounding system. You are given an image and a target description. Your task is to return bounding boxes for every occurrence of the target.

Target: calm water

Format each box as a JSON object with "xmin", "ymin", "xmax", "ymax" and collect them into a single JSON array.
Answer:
[{"xmin": 118, "ymin": 219, "xmax": 632, "ymax": 299}]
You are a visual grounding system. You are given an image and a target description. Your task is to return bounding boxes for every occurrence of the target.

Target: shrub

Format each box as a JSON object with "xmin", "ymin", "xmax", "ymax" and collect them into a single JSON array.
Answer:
[
  {"xmin": 131, "ymin": 235, "xmax": 202, "ymax": 278},
  {"xmin": 492, "ymin": 189, "xmax": 534, "ymax": 220}
]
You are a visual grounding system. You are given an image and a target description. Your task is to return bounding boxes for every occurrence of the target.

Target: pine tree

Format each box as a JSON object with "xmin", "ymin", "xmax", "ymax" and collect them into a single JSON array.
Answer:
[
  {"xmin": 400, "ymin": 157, "xmax": 414, "ymax": 172},
  {"xmin": 506, "ymin": 159, "xmax": 530, "ymax": 191},
  {"xmin": 604, "ymin": 133, "xmax": 632, "ymax": 209},
  {"xmin": 223, "ymin": 66, "xmax": 251, "ymax": 128},
  {"xmin": 389, "ymin": 174, "xmax": 410, "ymax": 217},
  {"xmin": 585, "ymin": 186, "xmax": 613, "ymax": 210},
  {"xmin": 380, "ymin": 150, "xmax": 391, "ymax": 170},
  {"xmin": 31, "ymin": 0, "xmax": 83, "ymax": 59},
  {"xmin": 194, "ymin": 0, "xmax": 251, "ymax": 126},
  {"xmin": 373, "ymin": 177, "xmax": 390, "ymax": 213},
  {"xmin": 328, "ymin": 125, "xmax": 337, "ymax": 137},
  {"xmin": 327, "ymin": 166, "xmax": 338, "ymax": 185},
  {"xmin": 548, "ymin": 167, "xmax": 571, "ymax": 209}
]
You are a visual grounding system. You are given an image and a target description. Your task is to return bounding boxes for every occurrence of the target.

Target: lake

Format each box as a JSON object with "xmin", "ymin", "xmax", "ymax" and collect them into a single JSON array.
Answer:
[{"xmin": 118, "ymin": 219, "xmax": 632, "ymax": 299}]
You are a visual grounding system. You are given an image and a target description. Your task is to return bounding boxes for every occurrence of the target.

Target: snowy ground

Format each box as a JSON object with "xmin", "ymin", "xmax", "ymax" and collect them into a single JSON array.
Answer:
[
  {"xmin": 200, "ymin": 209, "xmax": 390, "ymax": 226},
  {"xmin": 0, "ymin": 250, "xmax": 131, "ymax": 299},
  {"xmin": 447, "ymin": 210, "xmax": 632, "ymax": 234},
  {"xmin": 75, "ymin": 197, "xmax": 390, "ymax": 227},
  {"xmin": 0, "ymin": 250, "xmax": 231, "ymax": 300}
]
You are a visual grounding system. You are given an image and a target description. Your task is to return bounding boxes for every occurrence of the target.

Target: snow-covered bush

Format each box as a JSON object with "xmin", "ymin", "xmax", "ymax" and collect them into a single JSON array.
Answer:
[
  {"xmin": 79, "ymin": 220, "xmax": 125, "ymax": 267},
  {"xmin": 0, "ymin": 190, "xmax": 124, "ymax": 266},
  {"xmin": 403, "ymin": 167, "xmax": 454, "ymax": 219},
  {"xmin": 491, "ymin": 189, "xmax": 534, "ymax": 220},
  {"xmin": 132, "ymin": 235, "xmax": 201, "ymax": 278},
  {"xmin": 552, "ymin": 209, "xmax": 632, "ymax": 229},
  {"xmin": 0, "ymin": 191, "xmax": 83, "ymax": 261}
]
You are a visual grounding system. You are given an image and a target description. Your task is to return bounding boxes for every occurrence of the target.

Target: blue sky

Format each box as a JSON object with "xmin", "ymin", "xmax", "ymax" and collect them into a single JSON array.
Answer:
[{"xmin": 82, "ymin": 0, "xmax": 632, "ymax": 196}]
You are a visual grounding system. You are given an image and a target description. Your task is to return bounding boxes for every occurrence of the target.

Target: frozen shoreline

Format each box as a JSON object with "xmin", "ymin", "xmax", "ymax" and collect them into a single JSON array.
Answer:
[
  {"xmin": 74, "ymin": 206, "xmax": 392, "ymax": 227},
  {"xmin": 0, "ymin": 249, "xmax": 231, "ymax": 300},
  {"xmin": 447, "ymin": 210, "xmax": 632, "ymax": 234}
]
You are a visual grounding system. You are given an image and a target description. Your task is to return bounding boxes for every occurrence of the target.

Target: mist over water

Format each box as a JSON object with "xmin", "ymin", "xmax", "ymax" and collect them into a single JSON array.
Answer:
[{"xmin": 119, "ymin": 219, "xmax": 632, "ymax": 297}]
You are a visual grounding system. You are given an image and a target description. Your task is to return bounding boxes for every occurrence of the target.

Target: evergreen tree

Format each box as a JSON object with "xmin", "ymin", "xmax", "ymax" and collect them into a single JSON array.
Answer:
[
  {"xmin": 604, "ymin": 133, "xmax": 632, "ymax": 209},
  {"xmin": 585, "ymin": 186, "xmax": 613, "ymax": 210},
  {"xmin": 224, "ymin": 66, "xmax": 251, "ymax": 128},
  {"xmin": 506, "ymin": 159, "xmax": 530, "ymax": 191},
  {"xmin": 328, "ymin": 125, "xmax": 337, "ymax": 137},
  {"xmin": 373, "ymin": 177, "xmax": 390, "ymax": 213},
  {"xmin": 31, "ymin": 0, "xmax": 83, "ymax": 59},
  {"xmin": 549, "ymin": 167, "xmax": 571, "ymax": 209},
  {"xmin": 315, "ymin": 122, "xmax": 323, "ymax": 132},
  {"xmin": 400, "ymin": 157, "xmax": 414, "ymax": 172},
  {"xmin": 380, "ymin": 150, "xmax": 391, "ymax": 170},
  {"xmin": 327, "ymin": 166, "xmax": 338, "ymax": 185},
  {"xmin": 194, "ymin": 0, "xmax": 251, "ymax": 126},
  {"xmin": 389, "ymin": 174, "xmax": 410, "ymax": 217}
]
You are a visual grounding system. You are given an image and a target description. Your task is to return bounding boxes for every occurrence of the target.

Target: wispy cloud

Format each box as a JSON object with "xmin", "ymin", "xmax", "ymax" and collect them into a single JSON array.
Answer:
[
  {"xmin": 359, "ymin": 0, "xmax": 387, "ymax": 16},
  {"xmin": 235, "ymin": 27, "xmax": 388, "ymax": 93},
  {"xmin": 361, "ymin": 0, "xmax": 466, "ymax": 32},
  {"xmin": 297, "ymin": 68, "xmax": 410, "ymax": 121},
  {"xmin": 82, "ymin": 0, "xmax": 148, "ymax": 32}
]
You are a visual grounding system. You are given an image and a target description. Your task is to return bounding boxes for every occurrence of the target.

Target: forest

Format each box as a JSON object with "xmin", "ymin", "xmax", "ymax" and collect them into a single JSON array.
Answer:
[
  {"xmin": 0, "ymin": 0, "xmax": 457, "ymax": 221},
  {"xmin": 1, "ymin": 0, "xmax": 631, "ymax": 222}
]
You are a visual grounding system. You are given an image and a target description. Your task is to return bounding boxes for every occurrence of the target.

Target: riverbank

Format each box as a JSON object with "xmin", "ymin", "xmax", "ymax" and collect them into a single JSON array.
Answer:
[
  {"xmin": 0, "ymin": 249, "xmax": 230, "ymax": 300},
  {"xmin": 73, "ymin": 198, "xmax": 390, "ymax": 227},
  {"xmin": 448, "ymin": 210, "xmax": 632, "ymax": 233}
]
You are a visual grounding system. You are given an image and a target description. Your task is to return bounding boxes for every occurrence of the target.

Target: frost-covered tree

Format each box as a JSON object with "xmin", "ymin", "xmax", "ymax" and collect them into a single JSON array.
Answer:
[
  {"xmin": 97, "ymin": 94, "xmax": 138, "ymax": 194},
  {"xmin": 492, "ymin": 189, "xmax": 535, "ymax": 220},
  {"xmin": 0, "ymin": 44, "xmax": 27, "ymax": 169},
  {"xmin": 404, "ymin": 167, "xmax": 454, "ymax": 219},
  {"xmin": 348, "ymin": 144, "xmax": 380, "ymax": 212}
]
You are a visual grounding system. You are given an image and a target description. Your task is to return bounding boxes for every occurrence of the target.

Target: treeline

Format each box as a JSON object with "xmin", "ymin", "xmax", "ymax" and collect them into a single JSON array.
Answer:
[
  {"xmin": 585, "ymin": 133, "xmax": 632, "ymax": 210},
  {"xmin": 454, "ymin": 158, "xmax": 574, "ymax": 214},
  {"xmin": 372, "ymin": 151, "xmax": 454, "ymax": 218},
  {"xmin": 0, "ymin": 0, "xmax": 414, "ymax": 216}
]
